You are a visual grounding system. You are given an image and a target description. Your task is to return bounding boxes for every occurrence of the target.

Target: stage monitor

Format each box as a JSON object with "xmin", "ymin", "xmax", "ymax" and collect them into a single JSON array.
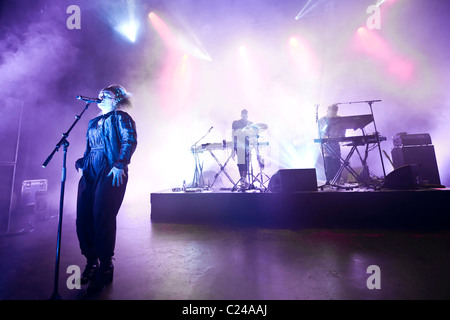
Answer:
[
  {"xmin": 268, "ymin": 169, "xmax": 318, "ymax": 193},
  {"xmin": 382, "ymin": 164, "xmax": 419, "ymax": 190}
]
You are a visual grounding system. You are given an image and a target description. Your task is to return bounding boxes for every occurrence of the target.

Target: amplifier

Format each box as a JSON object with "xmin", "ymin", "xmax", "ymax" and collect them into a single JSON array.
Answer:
[
  {"xmin": 21, "ymin": 179, "xmax": 48, "ymax": 206},
  {"xmin": 393, "ymin": 132, "xmax": 432, "ymax": 147},
  {"xmin": 391, "ymin": 146, "xmax": 441, "ymax": 185}
]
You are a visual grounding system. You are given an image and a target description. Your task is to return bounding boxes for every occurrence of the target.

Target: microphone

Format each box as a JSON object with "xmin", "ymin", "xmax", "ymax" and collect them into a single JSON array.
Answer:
[
  {"xmin": 76, "ymin": 95, "xmax": 102, "ymax": 103},
  {"xmin": 208, "ymin": 126, "xmax": 213, "ymax": 132}
]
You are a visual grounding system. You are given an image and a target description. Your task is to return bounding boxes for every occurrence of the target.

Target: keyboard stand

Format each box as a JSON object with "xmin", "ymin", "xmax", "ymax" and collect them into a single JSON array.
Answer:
[
  {"xmin": 209, "ymin": 150, "xmax": 235, "ymax": 187},
  {"xmin": 322, "ymin": 140, "xmax": 377, "ymax": 188}
]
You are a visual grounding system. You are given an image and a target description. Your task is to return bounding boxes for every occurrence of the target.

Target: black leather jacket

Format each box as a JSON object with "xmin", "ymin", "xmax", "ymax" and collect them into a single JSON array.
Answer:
[{"xmin": 76, "ymin": 110, "xmax": 137, "ymax": 172}]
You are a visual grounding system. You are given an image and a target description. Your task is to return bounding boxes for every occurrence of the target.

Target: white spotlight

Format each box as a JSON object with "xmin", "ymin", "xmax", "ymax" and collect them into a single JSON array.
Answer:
[
  {"xmin": 104, "ymin": 0, "xmax": 140, "ymax": 43},
  {"xmin": 115, "ymin": 21, "xmax": 140, "ymax": 43}
]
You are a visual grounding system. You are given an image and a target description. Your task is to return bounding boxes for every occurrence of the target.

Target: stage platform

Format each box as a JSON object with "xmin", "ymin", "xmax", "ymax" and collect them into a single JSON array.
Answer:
[{"xmin": 150, "ymin": 186, "xmax": 450, "ymax": 230}]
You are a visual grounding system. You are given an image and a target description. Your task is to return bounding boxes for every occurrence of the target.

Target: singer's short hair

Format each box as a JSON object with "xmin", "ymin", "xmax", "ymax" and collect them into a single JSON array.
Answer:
[
  {"xmin": 102, "ymin": 84, "xmax": 132, "ymax": 110},
  {"xmin": 241, "ymin": 109, "xmax": 248, "ymax": 115}
]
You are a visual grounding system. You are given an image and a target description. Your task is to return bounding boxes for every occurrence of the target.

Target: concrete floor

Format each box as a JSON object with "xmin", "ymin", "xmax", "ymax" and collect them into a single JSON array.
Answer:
[{"xmin": 1, "ymin": 201, "xmax": 450, "ymax": 302}]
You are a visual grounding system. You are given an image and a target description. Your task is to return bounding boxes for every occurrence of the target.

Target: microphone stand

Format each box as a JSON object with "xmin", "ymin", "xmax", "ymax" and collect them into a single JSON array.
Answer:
[{"xmin": 42, "ymin": 102, "xmax": 92, "ymax": 300}]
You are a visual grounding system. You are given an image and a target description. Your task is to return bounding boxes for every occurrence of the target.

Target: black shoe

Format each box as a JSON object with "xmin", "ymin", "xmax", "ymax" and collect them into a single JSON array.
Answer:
[
  {"xmin": 87, "ymin": 261, "xmax": 114, "ymax": 294},
  {"xmin": 80, "ymin": 260, "xmax": 98, "ymax": 285}
]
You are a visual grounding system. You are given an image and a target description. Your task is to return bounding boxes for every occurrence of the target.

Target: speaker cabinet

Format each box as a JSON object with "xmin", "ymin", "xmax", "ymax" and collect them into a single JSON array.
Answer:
[
  {"xmin": 391, "ymin": 146, "xmax": 441, "ymax": 185},
  {"xmin": 0, "ymin": 165, "xmax": 15, "ymax": 233},
  {"xmin": 268, "ymin": 168, "xmax": 318, "ymax": 192}
]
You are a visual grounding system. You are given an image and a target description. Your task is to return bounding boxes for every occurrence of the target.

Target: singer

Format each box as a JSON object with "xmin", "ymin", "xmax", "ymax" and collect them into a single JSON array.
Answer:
[{"xmin": 75, "ymin": 84, "xmax": 137, "ymax": 294}]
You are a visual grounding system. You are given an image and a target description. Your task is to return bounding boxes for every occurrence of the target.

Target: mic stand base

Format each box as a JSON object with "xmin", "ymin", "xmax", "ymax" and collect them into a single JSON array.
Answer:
[{"xmin": 49, "ymin": 293, "xmax": 62, "ymax": 300}]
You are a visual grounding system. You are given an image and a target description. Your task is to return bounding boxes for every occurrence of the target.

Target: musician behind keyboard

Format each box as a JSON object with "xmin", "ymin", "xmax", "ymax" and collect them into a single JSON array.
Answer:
[
  {"xmin": 318, "ymin": 104, "xmax": 346, "ymax": 183},
  {"xmin": 232, "ymin": 109, "xmax": 253, "ymax": 188}
]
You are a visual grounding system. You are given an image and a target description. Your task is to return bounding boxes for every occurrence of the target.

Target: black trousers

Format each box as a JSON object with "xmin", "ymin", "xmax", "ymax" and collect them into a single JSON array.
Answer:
[
  {"xmin": 236, "ymin": 136, "xmax": 250, "ymax": 177},
  {"xmin": 76, "ymin": 169, "xmax": 127, "ymax": 262},
  {"xmin": 324, "ymin": 156, "xmax": 341, "ymax": 183}
]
